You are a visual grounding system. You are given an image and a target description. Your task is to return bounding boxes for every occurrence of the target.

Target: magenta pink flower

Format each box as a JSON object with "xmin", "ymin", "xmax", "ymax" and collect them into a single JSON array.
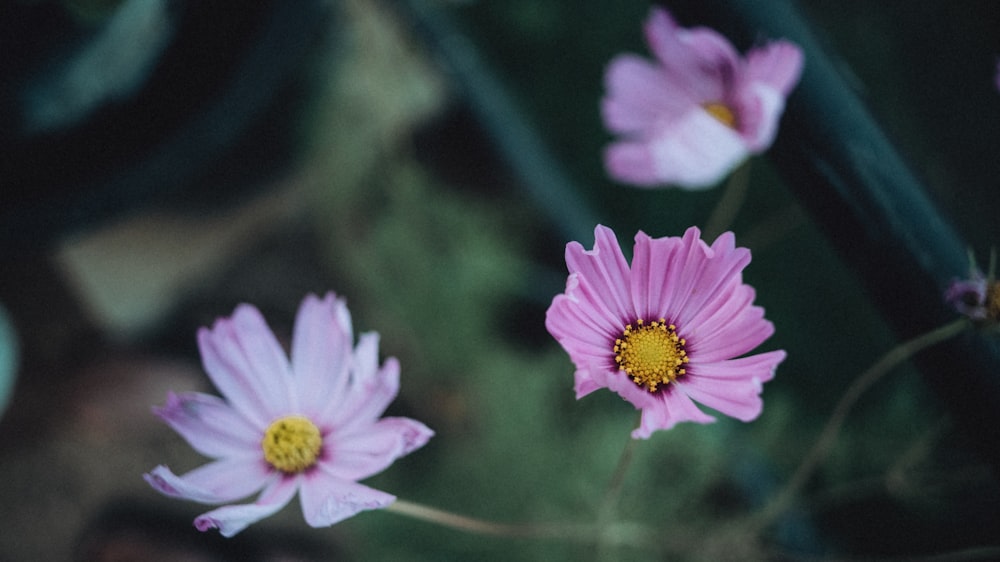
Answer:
[
  {"xmin": 545, "ymin": 225, "xmax": 786, "ymax": 438},
  {"xmin": 145, "ymin": 293, "xmax": 433, "ymax": 537},
  {"xmin": 602, "ymin": 7, "xmax": 803, "ymax": 189}
]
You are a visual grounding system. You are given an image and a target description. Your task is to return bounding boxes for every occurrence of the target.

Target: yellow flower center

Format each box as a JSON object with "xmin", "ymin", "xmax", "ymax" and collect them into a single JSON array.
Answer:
[
  {"xmin": 261, "ymin": 415, "xmax": 322, "ymax": 473},
  {"xmin": 702, "ymin": 102, "xmax": 737, "ymax": 129},
  {"xmin": 613, "ymin": 319, "xmax": 689, "ymax": 393},
  {"xmin": 987, "ymin": 282, "xmax": 1000, "ymax": 321}
]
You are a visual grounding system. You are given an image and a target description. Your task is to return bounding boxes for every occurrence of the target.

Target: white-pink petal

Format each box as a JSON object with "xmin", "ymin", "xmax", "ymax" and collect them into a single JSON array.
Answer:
[
  {"xmin": 144, "ymin": 458, "xmax": 273, "ymax": 505},
  {"xmin": 291, "ymin": 293, "xmax": 353, "ymax": 420},
  {"xmin": 197, "ymin": 306, "xmax": 294, "ymax": 427},
  {"xmin": 326, "ymin": 417, "xmax": 434, "ymax": 481},
  {"xmin": 644, "ymin": 110, "xmax": 749, "ymax": 188},
  {"xmin": 325, "ymin": 336, "xmax": 400, "ymax": 432},
  {"xmin": 154, "ymin": 391, "xmax": 260, "ymax": 458},
  {"xmin": 299, "ymin": 472, "xmax": 396, "ymax": 528},
  {"xmin": 195, "ymin": 476, "xmax": 299, "ymax": 538}
]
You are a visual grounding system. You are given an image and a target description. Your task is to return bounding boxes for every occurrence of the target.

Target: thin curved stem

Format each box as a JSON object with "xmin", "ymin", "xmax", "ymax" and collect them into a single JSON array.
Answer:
[
  {"xmin": 597, "ymin": 413, "xmax": 642, "ymax": 521},
  {"xmin": 385, "ymin": 499, "xmax": 656, "ymax": 548},
  {"xmin": 746, "ymin": 318, "xmax": 969, "ymax": 534},
  {"xmin": 594, "ymin": 413, "xmax": 643, "ymax": 561}
]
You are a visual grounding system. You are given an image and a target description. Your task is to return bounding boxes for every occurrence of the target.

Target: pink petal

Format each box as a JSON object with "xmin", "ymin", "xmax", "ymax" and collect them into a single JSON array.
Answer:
[
  {"xmin": 732, "ymin": 82, "xmax": 786, "ymax": 152},
  {"xmin": 194, "ymin": 476, "xmax": 298, "ymax": 537},
  {"xmin": 290, "ymin": 293, "xmax": 353, "ymax": 419},
  {"xmin": 298, "ymin": 472, "xmax": 395, "ymax": 528},
  {"xmin": 671, "ymin": 232, "xmax": 752, "ymax": 327},
  {"xmin": 325, "ymin": 417, "xmax": 433, "ymax": 481},
  {"xmin": 144, "ymin": 458, "xmax": 273, "ymax": 504},
  {"xmin": 564, "ymin": 226, "xmax": 634, "ymax": 323},
  {"xmin": 642, "ymin": 226, "xmax": 721, "ymax": 323},
  {"xmin": 153, "ymin": 391, "xmax": 261, "ymax": 458},
  {"xmin": 678, "ymin": 375, "xmax": 762, "ymax": 422},
  {"xmin": 690, "ymin": 351, "xmax": 786, "ymax": 384},
  {"xmin": 679, "ymin": 350, "xmax": 787, "ymax": 421},
  {"xmin": 198, "ymin": 305, "xmax": 294, "ymax": 426},
  {"xmin": 324, "ymin": 334, "xmax": 399, "ymax": 431},
  {"xmin": 602, "ymin": 54, "xmax": 691, "ymax": 134},
  {"xmin": 632, "ymin": 389, "xmax": 716, "ymax": 439},
  {"xmin": 603, "ymin": 366, "xmax": 663, "ymax": 411},
  {"xmin": 604, "ymin": 140, "xmax": 672, "ymax": 187},
  {"xmin": 689, "ymin": 295, "xmax": 774, "ymax": 363},
  {"xmin": 745, "ymin": 41, "xmax": 804, "ymax": 96},
  {"xmin": 644, "ymin": 7, "xmax": 740, "ymax": 102},
  {"xmin": 546, "ymin": 274, "xmax": 627, "ymax": 358},
  {"xmin": 546, "ymin": 285, "xmax": 619, "ymax": 351},
  {"xmin": 573, "ymin": 363, "xmax": 607, "ymax": 399}
]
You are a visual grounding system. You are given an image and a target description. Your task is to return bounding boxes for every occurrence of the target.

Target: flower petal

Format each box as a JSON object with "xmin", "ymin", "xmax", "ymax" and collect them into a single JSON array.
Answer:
[
  {"xmin": 632, "ymin": 389, "xmax": 716, "ymax": 439},
  {"xmin": 144, "ymin": 458, "xmax": 273, "ymax": 505},
  {"xmin": 733, "ymin": 82, "xmax": 786, "ymax": 152},
  {"xmin": 546, "ymin": 274, "xmax": 626, "ymax": 364},
  {"xmin": 324, "ymin": 333, "xmax": 399, "ymax": 431},
  {"xmin": 326, "ymin": 417, "xmax": 434, "ymax": 481},
  {"xmin": 745, "ymin": 40, "xmax": 804, "ymax": 96},
  {"xmin": 291, "ymin": 293, "xmax": 353, "ymax": 419},
  {"xmin": 650, "ymin": 110, "xmax": 749, "ymax": 188},
  {"xmin": 194, "ymin": 476, "xmax": 298, "ymax": 537},
  {"xmin": 643, "ymin": 7, "xmax": 740, "ymax": 102},
  {"xmin": 299, "ymin": 471, "xmax": 396, "ymax": 528},
  {"xmin": 564, "ymin": 226, "xmax": 634, "ymax": 323},
  {"xmin": 602, "ymin": 54, "xmax": 691, "ymax": 134},
  {"xmin": 680, "ymin": 351, "xmax": 786, "ymax": 421},
  {"xmin": 689, "ymin": 295, "xmax": 774, "ymax": 363},
  {"xmin": 153, "ymin": 391, "xmax": 260, "ymax": 458},
  {"xmin": 198, "ymin": 304, "xmax": 294, "ymax": 426}
]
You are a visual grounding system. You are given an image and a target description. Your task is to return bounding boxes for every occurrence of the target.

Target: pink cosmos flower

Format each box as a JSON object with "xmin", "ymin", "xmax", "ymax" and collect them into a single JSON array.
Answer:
[
  {"xmin": 602, "ymin": 7, "xmax": 804, "ymax": 189},
  {"xmin": 145, "ymin": 293, "xmax": 433, "ymax": 537},
  {"xmin": 545, "ymin": 225, "xmax": 786, "ymax": 438}
]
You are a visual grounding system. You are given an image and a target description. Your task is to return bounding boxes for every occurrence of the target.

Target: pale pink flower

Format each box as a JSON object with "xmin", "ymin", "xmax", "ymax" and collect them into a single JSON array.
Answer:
[
  {"xmin": 145, "ymin": 293, "xmax": 433, "ymax": 537},
  {"xmin": 602, "ymin": 7, "xmax": 803, "ymax": 189},
  {"xmin": 545, "ymin": 225, "xmax": 785, "ymax": 438}
]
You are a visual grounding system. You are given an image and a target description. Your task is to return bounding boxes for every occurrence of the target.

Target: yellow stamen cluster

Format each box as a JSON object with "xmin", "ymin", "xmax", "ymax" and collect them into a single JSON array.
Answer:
[
  {"xmin": 702, "ymin": 102, "xmax": 737, "ymax": 129},
  {"xmin": 987, "ymin": 282, "xmax": 1000, "ymax": 321},
  {"xmin": 262, "ymin": 415, "xmax": 322, "ymax": 473},
  {"xmin": 613, "ymin": 318, "xmax": 689, "ymax": 393}
]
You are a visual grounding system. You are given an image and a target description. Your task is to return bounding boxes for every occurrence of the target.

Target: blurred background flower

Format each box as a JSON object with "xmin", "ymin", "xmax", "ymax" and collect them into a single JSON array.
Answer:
[{"xmin": 601, "ymin": 7, "xmax": 802, "ymax": 189}]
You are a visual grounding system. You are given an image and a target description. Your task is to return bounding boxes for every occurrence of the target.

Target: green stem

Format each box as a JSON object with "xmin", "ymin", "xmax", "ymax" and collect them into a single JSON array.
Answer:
[
  {"xmin": 704, "ymin": 160, "xmax": 752, "ymax": 240},
  {"xmin": 746, "ymin": 318, "xmax": 969, "ymax": 534},
  {"xmin": 594, "ymin": 414, "xmax": 642, "ymax": 560},
  {"xmin": 385, "ymin": 499, "xmax": 654, "ymax": 547}
]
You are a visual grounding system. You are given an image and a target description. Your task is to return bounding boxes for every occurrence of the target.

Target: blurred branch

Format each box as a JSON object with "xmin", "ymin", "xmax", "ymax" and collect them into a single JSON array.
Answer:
[{"xmin": 392, "ymin": 0, "xmax": 600, "ymax": 243}]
